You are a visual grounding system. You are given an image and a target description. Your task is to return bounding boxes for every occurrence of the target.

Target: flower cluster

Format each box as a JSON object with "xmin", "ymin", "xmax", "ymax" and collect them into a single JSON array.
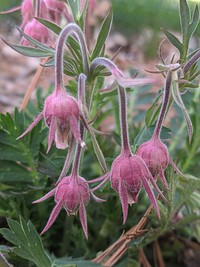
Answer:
[{"xmin": 16, "ymin": 13, "xmax": 186, "ymax": 237}]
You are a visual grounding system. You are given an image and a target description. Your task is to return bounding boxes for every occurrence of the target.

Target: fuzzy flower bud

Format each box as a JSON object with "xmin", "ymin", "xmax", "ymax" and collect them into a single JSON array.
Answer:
[
  {"xmin": 21, "ymin": 0, "xmax": 34, "ymax": 28},
  {"xmin": 17, "ymin": 88, "xmax": 84, "ymax": 152},
  {"xmin": 136, "ymin": 137, "xmax": 170, "ymax": 190},
  {"xmin": 22, "ymin": 19, "xmax": 51, "ymax": 45},
  {"xmin": 33, "ymin": 175, "xmax": 90, "ymax": 238},
  {"xmin": 110, "ymin": 152, "xmax": 161, "ymax": 224}
]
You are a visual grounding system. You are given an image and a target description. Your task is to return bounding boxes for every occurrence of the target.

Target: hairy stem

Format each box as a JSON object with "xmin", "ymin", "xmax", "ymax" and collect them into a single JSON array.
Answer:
[
  {"xmin": 152, "ymin": 70, "xmax": 172, "ymax": 139},
  {"xmin": 118, "ymin": 86, "xmax": 131, "ymax": 154},
  {"xmin": 55, "ymin": 23, "xmax": 89, "ymax": 90}
]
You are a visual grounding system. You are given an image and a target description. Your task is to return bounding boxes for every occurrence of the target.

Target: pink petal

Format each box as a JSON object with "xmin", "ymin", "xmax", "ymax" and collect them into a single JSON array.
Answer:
[
  {"xmin": 17, "ymin": 112, "xmax": 43, "ymax": 140},
  {"xmin": 32, "ymin": 189, "xmax": 56, "ymax": 204},
  {"xmin": 79, "ymin": 200, "xmax": 88, "ymax": 239},
  {"xmin": 47, "ymin": 116, "xmax": 56, "ymax": 153},
  {"xmin": 40, "ymin": 198, "xmax": 63, "ymax": 235},
  {"xmin": 91, "ymin": 192, "xmax": 106, "ymax": 203},
  {"xmin": 70, "ymin": 115, "xmax": 85, "ymax": 147},
  {"xmin": 90, "ymin": 173, "xmax": 110, "ymax": 192},
  {"xmin": 87, "ymin": 172, "xmax": 110, "ymax": 184},
  {"xmin": 149, "ymin": 176, "xmax": 169, "ymax": 205},
  {"xmin": 160, "ymin": 170, "xmax": 170, "ymax": 191},
  {"xmin": 169, "ymin": 159, "xmax": 186, "ymax": 178},
  {"xmin": 119, "ymin": 181, "xmax": 129, "ymax": 224},
  {"xmin": 140, "ymin": 175, "xmax": 160, "ymax": 219}
]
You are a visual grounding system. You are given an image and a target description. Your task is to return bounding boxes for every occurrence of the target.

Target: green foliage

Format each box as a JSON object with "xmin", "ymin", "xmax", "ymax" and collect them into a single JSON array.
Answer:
[{"xmin": 0, "ymin": 217, "xmax": 52, "ymax": 267}]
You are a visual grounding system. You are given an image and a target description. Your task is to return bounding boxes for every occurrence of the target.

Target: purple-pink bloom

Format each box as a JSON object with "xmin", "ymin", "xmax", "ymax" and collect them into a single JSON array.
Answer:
[
  {"xmin": 33, "ymin": 175, "xmax": 90, "ymax": 238},
  {"xmin": 110, "ymin": 151, "xmax": 161, "ymax": 224},
  {"xmin": 21, "ymin": 19, "xmax": 51, "ymax": 45},
  {"xmin": 136, "ymin": 137, "xmax": 170, "ymax": 190},
  {"xmin": 17, "ymin": 89, "xmax": 84, "ymax": 152}
]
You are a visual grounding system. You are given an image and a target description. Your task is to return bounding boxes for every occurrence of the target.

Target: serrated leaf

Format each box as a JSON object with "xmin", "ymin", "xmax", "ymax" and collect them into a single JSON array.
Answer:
[
  {"xmin": 1, "ymin": 218, "xmax": 52, "ymax": 267},
  {"xmin": 162, "ymin": 28, "xmax": 182, "ymax": 53},
  {"xmin": 0, "ymin": 161, "xmax": 33, "ymax": 183},
  {"xmin": 2, "ymin": 39, "xmax": 54, "ymax": 57},
  {"xmin": 91, "ymin": 10, "xmax": 113, "ymax": 60}
]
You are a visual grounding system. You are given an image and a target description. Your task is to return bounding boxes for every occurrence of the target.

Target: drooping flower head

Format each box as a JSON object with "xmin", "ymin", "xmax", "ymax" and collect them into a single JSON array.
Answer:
[
  {"xmin": 110, "ymin": 150, "xmax": 162, "ymax": 224},
  {"xmin": 136, "ymin": 137, "xmax": 170, "ymax": 189},
  {"xmin": 33, "ymin": 175, "xmax": 90, "ymax": 238},
  {"xmin": 136, "ymin": 69, "xmax": 184, "ymax": 189},
  {"xmin": 17, "ymin": 88, "xmax": 84, "ymax": 152},
  {"xmin": 89, "ymin": 86, "xmax": 168, "ymax": 224},
  {"xmin": 21, "ymin": 19, "xmax": 51, "ymax": 45}
]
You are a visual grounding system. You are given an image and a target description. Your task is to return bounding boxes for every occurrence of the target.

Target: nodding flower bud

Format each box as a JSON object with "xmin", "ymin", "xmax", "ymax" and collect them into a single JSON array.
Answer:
[
  {"xmin": 17, "ymin": 88, "xmax": 85, "ymax": 152},
  {"xmin": 136, "ymin": 137, "xmax": 170, "ymax": 190},
  {"xmin": 33, "ymin": 175, "xmax": 90, "ymax": 238},
  {"xmin": 22, "ymin": 19, "xmax": 51, "ymax": 45},
  {"xmin": 43, "ymin": 89, "xmax": 84, "ymax": 151},
  {"xmin": 110, "ymin": 152, "xmax": 161, "ymax": 224},
  {"xmin": 21, "ymin": 0, "xmax": 34, "ymax": 28}
]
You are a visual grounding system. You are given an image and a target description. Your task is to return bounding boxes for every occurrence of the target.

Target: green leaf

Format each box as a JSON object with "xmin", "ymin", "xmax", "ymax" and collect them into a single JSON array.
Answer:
[
  {"xmin": 180, "ymin": 0, "xmax": 190, "ymax": 36},
  {"xmin": 36, "ymin": 17, "xmax": 62, "ymax": 35},
  {"xmin": 2, "ymin": 39, "xmax": 54, "ymax": 57},
  {"xmin": 91, "ymin": 10, "xmax": 113, "ymax": 60},
  {"xmin": 67, "ymin": 0, "xmax": 81, "ymax": 23},
  {"xmin": 145, "ymin": 91, "xmax": 162, "ymax": 126},
  {"xmin": 162, "ymin": 28, "xmax": 182, "ymax": 53},
  {"xmin": 188, "ymin": 5, "xmax": 199, "ymax": 40},
  {"xmin": 53, "ymin": 258, "xmax": 101, "ymax": 267},
  {"xmin": 91, "ymin": 133, "xmax": 107, "ymax": 173},
  {"xmin": 0, "ymin": 217, "xmax": 52, "ymax": 267},
  {"xmin": 17, "ymin": 27, "xmax": 55, "ymax": 53}
]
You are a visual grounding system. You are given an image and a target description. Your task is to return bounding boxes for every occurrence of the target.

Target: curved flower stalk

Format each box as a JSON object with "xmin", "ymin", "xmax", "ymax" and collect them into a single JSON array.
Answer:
[
  {"xmin": 89, "ymin": 86, "xmax": 167, "ymax": 224},
  {"xmin": 17, "ymin": 88, "xmax": 85, "ymax": 152},
  {"xmin": 137, "ymin": 69, "xmax": 184, "ymax": 190},
  {"xmin": 90, "ymin": 57, "xmax": 155, "ymax": 88},
  {"xmin": 17, "ymin": 22, "xmax": 91, "ymax": 150}
]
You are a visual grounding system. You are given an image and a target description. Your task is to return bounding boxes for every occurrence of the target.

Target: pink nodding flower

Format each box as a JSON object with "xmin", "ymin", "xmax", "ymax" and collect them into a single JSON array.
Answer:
[
  {"xmin": 89, "ymin": 87, "xmax": 168, "ymax": 224},
  {"xmin": 44, "ymin": 0, "xmax": 72, "ymax": 24},
  {"xmin": 110, "ymin": 151, "xmax": 165, "ymax": 224},
  {"xmin": 21, "ymin": 19, "xmax": 51, "ymax": 45},
  {"xmin": 20, "ymin": 0, "xmax": 34, "ymax": 28},
  {"xmin": 136, "ymin": 70, "xmax": 184, "ymax": 190},
  {"xmin": 33, "ymin": 175, "xmax": 90, "ymax": 238},
  {"xmin": 136, "ymin": 137, "xmax": 170, "ymax": 190},
  {"xmin": 17, "ymin": 89, "xmax": 85, "ymax": 152}
]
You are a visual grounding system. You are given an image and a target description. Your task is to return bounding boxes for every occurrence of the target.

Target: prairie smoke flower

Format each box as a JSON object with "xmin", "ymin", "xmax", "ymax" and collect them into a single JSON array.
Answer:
[
  {"xmin": 21, "ymin": 0, "xmax": 34, "ymax": 28},
  {"xmin": 21, "ymin": 19, "xmax": 51, "ymax": 45},
  {"xmin": 17, "ymin": 89, "xmax": 84, "ymax": 152},
  {"xmin": 91, "ymin": 87, "xmax": 167, "ymax": 224},
  {"xmin": 137, "ymin": 70, "xmax": 184, "ymax": 189},
  {"xmin": 110, "ymin": 151, "xmax": 163, "ymax": 224},
  {"xmin": 33, "ymin": 175, "xmax": 90, "ymax": 238}
]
